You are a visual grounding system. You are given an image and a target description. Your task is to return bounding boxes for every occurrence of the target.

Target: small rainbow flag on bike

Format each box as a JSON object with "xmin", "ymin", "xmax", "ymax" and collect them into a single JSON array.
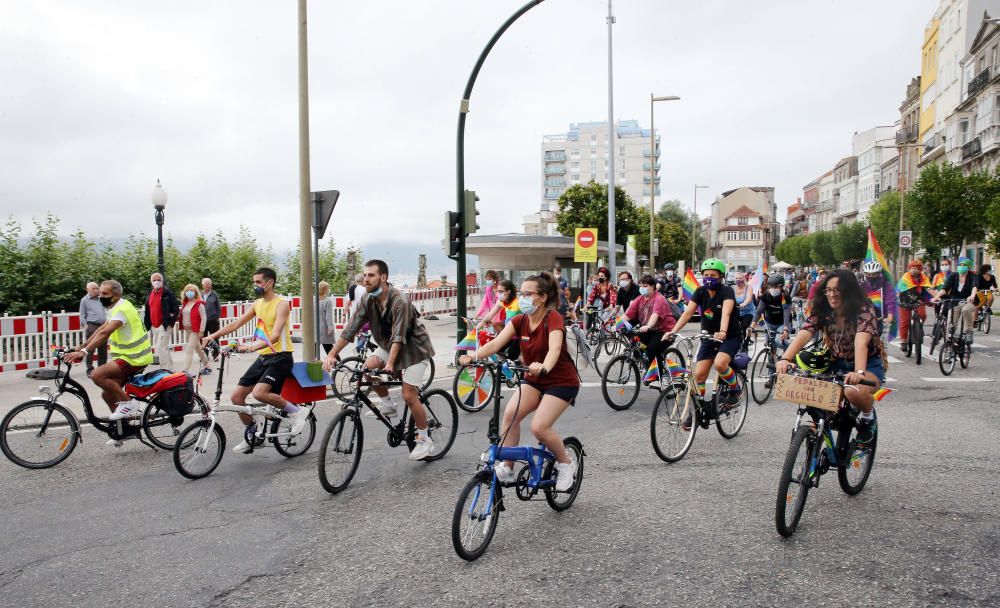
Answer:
[
  {"xmin": 614, "ymin": 313, "xmax": 632, "ymax": 331},
  {"xmin": 253, "ymin": 319, "xmax": 274, "ymax": 350},
  {"xmin": 455, "ymin": 330, "xmax": 477, "ymax": 351},
  {"xmin": 872, "ymin": 387, "xmax": 893, "ymax": 401},
  {"xmin": 643, "ymin": 358, "xmax": 659, "ymax": 383},
  {"xmin": 665, "ymin": 358, "xmax": 688, "ymax": 377},
  {"xmin": 867, "ymin": 290, "xmax": 883, "ymax": 315},
  {"xmin": 896, "ymin": 272, "xmax": 931, "ymax": 292},
  {"xmin": 682, "ymin": 268, "xmax": 699, "ymax": 301}
]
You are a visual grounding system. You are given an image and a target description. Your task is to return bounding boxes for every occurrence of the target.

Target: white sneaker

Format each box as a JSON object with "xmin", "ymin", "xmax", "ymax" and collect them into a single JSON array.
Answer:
[
  {"xmin": 364, "ymin": 403, "xmax": 397, "ymax": 418},
  {"xmin": 232, "ymin": 440, "xmax": 253, "ymax": 454},
  {"xmin": 287, "ymin": 408, "xmax": 310, "ymax": 434},
  {"xmin": 408, "ymin": 433, "xmax": 434, "ymax": 460},
  {"xmin": 105, "ymin": 439, "xmax": 123, "ymax": 448},
  {"xmin": 554, "ymin": 460, "xmax": 577, "ymax": 492},
  {"xmin": 108, "ymin": 400, "xmax": 142, "ymax": 421},
  {"xmin": 494, "ymin": 462, "xmax": 516, "ymax": 483}
]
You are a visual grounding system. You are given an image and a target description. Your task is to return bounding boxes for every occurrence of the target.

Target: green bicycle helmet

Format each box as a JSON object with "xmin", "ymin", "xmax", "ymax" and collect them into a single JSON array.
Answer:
[
  {"xmin": 795, "ymin": 345, "xmax": 832, "ymax": 374},
  {"xmin": 701, "ymin": 258, "xmax": 727, "ymax": 274}
]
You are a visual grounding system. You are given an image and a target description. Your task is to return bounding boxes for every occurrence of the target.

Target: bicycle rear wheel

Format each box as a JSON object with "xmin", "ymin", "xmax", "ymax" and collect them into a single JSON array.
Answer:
[
  {"xmin": 406, "ymin": 389, "xmax": 458, "ymax": 461},
  {"xmin": 913, "ymin": 320, "xmax": 922, "ymax": 365},
  {"xmin": 0, "ymin": 400, "xmax": 79, "ymax": 469},
  {"xmin": 601, "ymin": 355, "xmax": 640, "ymax": 411},
  {"xmin": 650, "ymin": 383, "xmax": 697, "ymax": 462},
  {"xmin": 983, "ymin": 311, "xmax": 991, "ymax": 334},
  {"xmin": 544, "ymin": 437, "xmax": 584, "ymax": 511},
  {"xmin": 715, "ymin": 371, "xmax": 749, "ymax": 439},
  {"xmin": 142, "ymin": 394, "xmax": 209, "ymax": 450},
  {"xmin": 836, "ymin": 416, "xmax": 877, "ymax": 495},
  {"xmin": 452, "ymin": 364, "xmax": 495, "ymax": 413},
  {"xmin": 593, "ymin": 335, "xmax": 625, "ymax": 373},
  {"xmin": 270, "ymin": 409, "xmax": 316, "ymax": 457},
  {"xmin": 750, "ymin": 348, "xmax": 775, "ymax": 405},
  {"xmin": 318, "ymin": 408, "xmax": 364, "ymax": 494},
  {"xmin": 173, "ymin": 421, "xmax": 226, "ymax": 480},
  {"xmin": 775, "ymin": 425, "xmax": 814, "ymax": 537},
  {"xmin": 452, "ymin": 471, "xmax": 500, "ymax": 561}
]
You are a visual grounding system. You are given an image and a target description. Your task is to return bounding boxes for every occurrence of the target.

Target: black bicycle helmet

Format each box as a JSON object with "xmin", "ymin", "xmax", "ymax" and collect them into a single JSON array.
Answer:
[
  {"xmin": 767, "ymin": 274, "xmax": 785, "ymax": 287},
  {"xmin": 664, "ymin": 263, "xmax": 675, "ymax": 270},
  {"xmin": 795, "ymin": 345, "xmax": 831, "ymax": 374}
]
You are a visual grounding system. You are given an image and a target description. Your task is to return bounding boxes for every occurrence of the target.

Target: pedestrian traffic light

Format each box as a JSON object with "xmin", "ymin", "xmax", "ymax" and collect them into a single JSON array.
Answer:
[
  {"xmin": 463, "ymin": 190, "xmax": 480, "ymax": 235},
  {"xmin": 444, "ymin": 210, "xmax": 462, "ymax": 258}
]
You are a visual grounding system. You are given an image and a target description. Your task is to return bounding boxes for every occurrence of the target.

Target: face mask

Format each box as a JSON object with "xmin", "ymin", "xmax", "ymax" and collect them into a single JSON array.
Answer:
[
  {"xmin": 152, "ymin": 280, "xmax": 163, "ymax": 290},
  {"xmin": 519, "ymin": 295, "xmax": 536, "ymax": 315},
  {"xmin": 100, "ymin": 296, "xmax": 114, "ymax": 308},
  {"xmin": 639, "ymin": 286, "xmax": 651, "ymax": 297},
  {"xmin": 185, "ymin": 291, "xmax": 195, "ymax": 299},
  {"xmin": 703, "ymin": 276, "xmax": 720, "ymax": 290},
  {"xmin": 941, "ymin": 265, "xmax": 950, "ymax": 272},
  {"xmin": 736, "ymin": 279, "xmax": 745, "ymax": 286},
  {"xmin": 768, "ymin": 288, "xmax": 781, "ymax": 297},
  {"xmin": 619, "ymin": 280, "xmax": 630, "ymax": 288},
  {"xmin": 371, "ymin": 285, "xmax": 384, "ymax": 297},
  {"xmin": 957, "ymin": 266, "xmax": 969, "ymax": 275},
  {"xmin": 666, "ymin": 271, "xmax": 675, "ymax": 278},
  {"xmin": 598, "ymin": 277, "xmax": 606, "ymax": 283},
  {"xmin": 485, "ymin": 280, "xmax": 494, "ymax": 287},
  {"xmin": 253, "ymin": 285, "xmax": 266, "ymax": 297}
]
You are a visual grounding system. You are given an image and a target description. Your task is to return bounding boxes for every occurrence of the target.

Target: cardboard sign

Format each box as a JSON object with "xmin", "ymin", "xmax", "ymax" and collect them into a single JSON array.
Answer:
[{"xmin": 773, "ymin": 374, "xmax": 842, "ymax": 412}]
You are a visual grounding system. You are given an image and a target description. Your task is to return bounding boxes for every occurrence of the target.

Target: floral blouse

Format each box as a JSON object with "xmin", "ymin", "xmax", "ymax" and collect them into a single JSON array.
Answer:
[{"xmin": 802, "ymin": 302, "xmax": 880, "ymax": 361}]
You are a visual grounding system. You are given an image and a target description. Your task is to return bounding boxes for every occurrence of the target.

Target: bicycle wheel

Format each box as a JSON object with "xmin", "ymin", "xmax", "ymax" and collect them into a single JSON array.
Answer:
[
  {"xmin": 544, "ymin": 436, "xmax": 584, "ymax": 511},
  {"xmin": 959, "ymin": 318, "xmax": 972, "ymax": 368},
  {"xmin": 715, "ymin": 371, "xmax": 749, "ymax": 439},
  {"xmin": 650, "ymin": 383, "xmax": 698, "ymax": 463},
  {"xmin": 419, "ymin": 358, "xmax": 436, "ymax": 392},
  {"xmin": 938, "ymin": 338, "xmax": 956, "ymax": 376},
  {"xmin": 452, "ymin": 364, "xmax": 495, "ymax": 413},
  {"xmin": 173, "ymin": 421, "xmax": 226, "ymax": 480},
  {"xmin": 593, "ymin": 336, "xmax": 625, "ymax": 373},
  {"xmin": 775, "ymin": 425, "xmax": 814, "ymax": 537},
  {"xmin": 142, "ymin": 394, "xmax": 209, "ymax": 450},
  {"xmin": 405, "ymin": 389, "xmax": 458, "ymax": 461},
  {"xmin": 600, "ymin": 355, "xmax": 640, "ymax": 411},
  {"xmin": 451, "ymin": 471, "xmax": 500, "ymax": 561},
  {"xmin": 270, "ymin": 409, "xmax": 316, "ymax": 457},
  {"xmin": 750, "ymin": 348, "xmax": 775, "ymax": 405},
  {"xmin": 0, "ymin": 400, "xmax": 79, "ymax": 469},
  {"xmin": 318, "ymin": 408, "xmax": 364, "ymax": 494},
  {"xmin": 836, "ymin": 416, "xmax": 877, "ymax": 495},
  {"xmin": 331, "ymin": 357, "xmax": 367, "ymax": 401},
  {"xmin": 983, "ymin": 311, "xmax": 992, "ymax": 334},
  {"xmin": 913, "ymin": 321, "xmax": 923, "ymax": 365}
]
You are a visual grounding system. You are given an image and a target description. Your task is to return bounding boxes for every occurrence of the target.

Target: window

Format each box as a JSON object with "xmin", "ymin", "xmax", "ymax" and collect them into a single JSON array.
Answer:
[
  {"xmin": 959, "ymin": 119, "xmax": 970, "ymax": 145},
  {"xmin": 741, "ymin": 249, "xmax": 748, "ymax": 259},
  {"xmin": 620, "ymin": 159, "xmax": 625, "ymax": 170},
  {"xmin": 750, "ymin": 231, "xmax": 760, "ymax": 241},
  {"xmin": 737, "ymin": 217, "xmax": 748, "ymax": 225},
  {"xmin": 619, "ymin": 145, "xmax": 626, "ymax": 156},
  {"xmin": 619, "ymin": 172, "xmax": 626, "ymax": 181},
  {"xmin": 727, "ymin": 231, "xmax": 738, "ymax": 241},
  {"xmin": 571, "ymin": 161, "xmax": 579, "ymax": 169},
  {"xmin": 604, "ymin": 160, "xmax": 608, "ymax": 168},
  {"xmin": 590, "ymin": 146, "xmax": 597, "ymax": 157},
  {"xmin": 590, "ymin": 135, "xmax": 596, "ymax": 142},
  {"xmin": 993, "ymin": 45, "xmax": 998, "ymax": 70}
]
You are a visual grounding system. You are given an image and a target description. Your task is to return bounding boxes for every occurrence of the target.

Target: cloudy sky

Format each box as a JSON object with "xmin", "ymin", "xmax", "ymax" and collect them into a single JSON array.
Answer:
[{"xmin": 1, "ymin": 0, "xmax": 937, "ymax": 261}]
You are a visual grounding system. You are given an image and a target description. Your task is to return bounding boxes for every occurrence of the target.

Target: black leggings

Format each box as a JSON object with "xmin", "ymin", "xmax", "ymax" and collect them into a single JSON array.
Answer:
[{"xmin": 640, "ymin": 331, "xmax": 668, "ymax": 362}]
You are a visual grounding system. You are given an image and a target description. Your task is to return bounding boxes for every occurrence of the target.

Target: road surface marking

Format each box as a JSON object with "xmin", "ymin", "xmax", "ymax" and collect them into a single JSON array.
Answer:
[{"xmin": 921, "ymin": 377, "xmax": 995, "ymax": 382}]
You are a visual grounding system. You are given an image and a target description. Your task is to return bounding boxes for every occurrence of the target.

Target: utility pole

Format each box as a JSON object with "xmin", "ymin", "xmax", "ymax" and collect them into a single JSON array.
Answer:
[
  {"xmin": 649, "ymin": 94, "xmax": 680, "ymax": 271},
  {"xmin": 606, "ymin": 0, "xmax": 616, "ymax": 277},
  {"xmin": 296, "ymin": 0, "xmax": 316, "ymax": 360}
]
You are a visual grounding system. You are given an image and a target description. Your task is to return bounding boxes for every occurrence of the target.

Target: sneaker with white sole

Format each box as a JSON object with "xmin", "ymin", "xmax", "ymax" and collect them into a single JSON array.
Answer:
[
  {"xmin": 232, "ymin": 440, "xmax": 253, "ymax": 454},
  {"xmin": 287, "ymin": 408, "xmax": 310, "ymax": 434},
  {"xmin": 364, "ymin": 403, "xmax": 397, "ymax": 418},
  {"xmin": 108, "ymin": 399, "xmax": 142, "ymax": 421},
  {"xmin": 408, "ymin": 433, "xmax": 434, "ymax": 460},
  {"xmin": 494, "ymin": 462, "xmax": 516, "ymax": 483},
  {"xmin": 105, "ymin": 439, "xmax": 123, "ymax": 448},
  {"xmin": 554, "ymin": 460, "xmax": 577, "ymax": 492}
]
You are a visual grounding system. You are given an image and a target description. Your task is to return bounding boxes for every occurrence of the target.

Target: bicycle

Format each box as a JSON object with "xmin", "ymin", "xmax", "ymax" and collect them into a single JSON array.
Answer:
[
  {"xmin": 790, "ymin": 297, "xmax": 807, "ymax": 331},
  {"xmin": 452, "ymin": 321, "xmax": 512, "ymax": 413},
  {"xmin": 936, "ymin": 298, "xmax": 972, "ymax": 376},
  {"xmin": 774, "ymin": 370, "xmax": 879, "ymax": 537},
  {"xmin": 600, "ymin": 327, "xmax": 687, "ymax": 411},
  {"xmin": 749, "ymin": 328, "xmax": 785, "ymax": 405},
  {"xmin": 330, "ymin": 329, "xmax": 435, "ymax": 401},
  {"xmin": 649, "ymin": 333, "xmax": 750, "ymax": 463},
  {"xmin": 1, "ymin": 347, "xmax": 208, "ymax": 469},
  {"xmin": 973, "ymin": 289, "xmax": 995, "ymax": 334},
  {"xmin": 928, "ymin": 299, "xmax": 953, "ymax": 356},
  {"xmin": 318, "ymin": 362, "xmax": 458, "ymax": 493},
  {"xmin": 172, "ymin": 343, "xmax": 318, "ymax": 479},
  {"xmin": 898, "ymin": 294, "xmax": 925, "ymax": 365},
  {"xmin": 450, "ymin": 359, "xmax": 584, "ymax": 561}
]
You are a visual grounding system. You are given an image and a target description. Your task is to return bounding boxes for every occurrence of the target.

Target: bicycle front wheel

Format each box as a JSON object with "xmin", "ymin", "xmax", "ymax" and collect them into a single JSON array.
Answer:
[
  {"xmin": 406, "ymin": 389, "xmax": 458, "ymax": 461},
  {"xmin": 0, "ymin": 400, "xmax": 79, "ymax": 469},
  {"xmin": 270, "ymin": 409, "xmax": 316, "ymax": 457},
  {"xmin": 775, "ymin": 425, "xmax": 814, "ymax": 537},
  {"xmin": 983, "ymin": 311, "xmax": 991, "ymax": 334},
  {"xmin": 173, "ymin": 421, "xmax": 226, "ymax": 480},
  {"xmin": 750, "ymin": 348, "xmax": 776, "ymax": 405},
  {"xmin": 939, "ymin": 338, "xmax": 956, "ymax": 375},
  {"xmin": 913, "ymin": 321, "xmax": 923, "ymax": 365},
  {"xmin": 601, "ymin": 355, "xmax": 640, "ymax": 411},
  {"xmin": 715, "ymin": 371, "xmax": 749, "ymax": 439},
  {"xmin": 318, "ymin": 408, "xmax": 364, "ymax": 494},
  {"xmin": 836, "ymin": 416, "xmax": 877, "ymax": 495},
  {"xmin": 453, "ymin": 364, "xmax": 495, "ymax": 413},
  {"xmin": 331, "ymin": 357, "xmax": 367, "ymax": 402},
  {"xmin": 650, "ymin": 384, "xmax": 697, "ymax": 463},
  {"xmin": 452, "ymin": 471, "xmax": 500, "ymax": 561},
  {"xmin": 544, "ymin": 436, "xmax": 584, "ymax": 511},
  {"xmin": 142, "ymin": 394, "xmax": 209, "ymax": 450}
]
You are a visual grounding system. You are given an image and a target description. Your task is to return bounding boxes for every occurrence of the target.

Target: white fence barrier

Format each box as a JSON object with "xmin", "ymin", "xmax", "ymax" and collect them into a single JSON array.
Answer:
[{"xmin": 0, "ymin": 286, "xmax": 482, "ymax": 373}]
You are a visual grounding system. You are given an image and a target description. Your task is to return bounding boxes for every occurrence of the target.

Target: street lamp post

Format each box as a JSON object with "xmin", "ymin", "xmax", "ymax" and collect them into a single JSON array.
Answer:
[
  {"xmin": 151, "ymin": 180, "xmax": 167, "ymax": 286},
  {"xmin": 649, "ymin": 94, "xmax": 680, "ymax": 271},
  {"xmin": 691, "ymin": 184, "xmax": 709, "ymax": 270}
]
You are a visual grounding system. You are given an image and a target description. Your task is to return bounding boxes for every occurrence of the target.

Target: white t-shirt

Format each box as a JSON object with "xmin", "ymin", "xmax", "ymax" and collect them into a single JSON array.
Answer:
[
  {"xmin": 349, "ymin": 284, "xmax": 363, "ymax": 313},
  {"xmin": 109, "ymin": 308, "xmax": 134, "ymax": 344}
]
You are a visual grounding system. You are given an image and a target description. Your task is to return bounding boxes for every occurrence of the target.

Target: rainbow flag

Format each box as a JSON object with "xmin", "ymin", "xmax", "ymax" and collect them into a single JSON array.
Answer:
[
  {"xmin": 574, "ymin": 296, "xmax": 582, "ymax": 309},
  {"xmin": 748, "ymin": 268, "xmax": 764, "ymax": 297},
  {"xmin": 253, "ymin": 319, "xmax": 274, "ymax": 350},
  {"xmin": 872, "ymin": 387, "xmax": 893, "ymax": 401},
  {"xmin": 455, "ymin": 330, "xmax": 477, "ymax": 351},
  {"xmin": 643, "ymin": 358, "xmax": 659, "ymax": 383},
  {"xmin": 665, "ymin": 358, "xmax": 688, "ymax": 377},
  {"xmin": 762, "ymin": 261, "xmax": 769, "ymax": 274},
  {"xmin": 682, "ymin": 268, "xmax": 699, "ymax": 301},
  {"xmin": 931, "ymin": 271, "xmax": 949, "ymax": 290},
  {"xmin": 867, "ymin": 290, "xmax": 883, "ymax": 315},
  {"xmin": 502, "ymin": 300, "xmax": 522, "ymax": 325},
  {"xmin": 896, "ymin": 272, "xmax": 931, "ymax": 293},
  {"xmin": 613, "ymin": 313, "xmax": 632, "ymax": 331},
  {"xmin": 865, "ymin": 227, "xmax": 893, "ymax": 286}
]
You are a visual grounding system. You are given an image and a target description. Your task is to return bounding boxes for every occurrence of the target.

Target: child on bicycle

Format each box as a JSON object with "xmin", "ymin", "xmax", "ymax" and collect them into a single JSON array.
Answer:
[
  {"xmin": 665, "ymin": 259, "xmax": 744, "ymax": 407},
  {"xmin": 458, "ymin": 272, "xmax": 579, "ymax": 491}
]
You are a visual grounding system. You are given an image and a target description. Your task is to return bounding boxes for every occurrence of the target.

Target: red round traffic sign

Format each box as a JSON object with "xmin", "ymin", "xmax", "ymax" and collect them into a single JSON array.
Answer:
[{"xmin": 577, "ymin": 230, "xmax": 596, "ymax": 248}]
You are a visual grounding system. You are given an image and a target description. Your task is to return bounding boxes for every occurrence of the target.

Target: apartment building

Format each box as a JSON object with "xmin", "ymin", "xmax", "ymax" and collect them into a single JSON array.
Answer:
[
  {"xmin": 705, "ymin": 187, "xmax": 777, "ymax": 272},
  {"xmin": 944, "ymin": 14, "xmax": 1000, "ymax": 173},
  {"xmin": 832, "ymin": 156, "xmax": 859, "ymax": 224},
  {"xmin": 855, "ymin": 126, "xmax": 898, "ymax": 220},
  {"xmin": 897, "ymin": 76, "xmax": 922, "ymax": 191}
]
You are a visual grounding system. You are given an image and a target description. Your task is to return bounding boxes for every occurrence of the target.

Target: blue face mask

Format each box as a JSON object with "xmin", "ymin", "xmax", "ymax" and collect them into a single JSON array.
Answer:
[
  {"xmin": 703, "ymin": 276, "xmax": 721, "ymax": 290},
  {"xmin": 639, "ymin": 286, "xmax": 650, "ymax": 297},
  {"xmin": 185, "ymin": 291, "xmax": 195, "ymax": 299},
  {"xmin": 485, "ymin": 280, "xmax": 494, "ymax": 287},
  {"xmin": 519, "ymin": 295, "xmax": 536, "ymax": 315},
  {"xmin": 371, "ymin": 285, "xmax": 384, "ymax": 297},
  {"xmin": 253, "ymin": 285, "xmax": 266, "ymax": 297}
]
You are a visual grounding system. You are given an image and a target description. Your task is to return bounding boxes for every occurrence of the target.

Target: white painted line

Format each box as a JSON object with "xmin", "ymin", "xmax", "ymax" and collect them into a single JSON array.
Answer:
[
  {"xmin": 886, "ymin": 355, "xmax": 902, "ymax": 364},
  {"xmin": 981, "ymin": 353, "xmax": 993, "ymax": 358},
  {"xmin": 883, "ymin": 377, "xmax": 897, "ymax": 382},
  {"xmin": 921, "ymin": 377, "xmax": 995, "ymax": 382},
  {"xmin": 970, "ymin": 344, "xmax": 987, "ymax": 349}
]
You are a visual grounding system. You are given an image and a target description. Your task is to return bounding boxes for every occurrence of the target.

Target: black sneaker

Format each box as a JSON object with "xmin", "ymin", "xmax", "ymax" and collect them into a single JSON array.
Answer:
[
  {"xmin": 724, "ymin": 385, "xmax": 742, "ymax": 406},
  {"xmin": 854, "ymin": 414, "xmax": 877, "ymax": 445}
]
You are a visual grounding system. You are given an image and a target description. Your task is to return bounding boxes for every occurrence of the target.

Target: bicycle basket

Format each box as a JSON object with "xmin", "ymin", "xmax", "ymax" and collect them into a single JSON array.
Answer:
[{"xmin": 158, "ymin": 376, "xmax": 195, "ymax": 419}]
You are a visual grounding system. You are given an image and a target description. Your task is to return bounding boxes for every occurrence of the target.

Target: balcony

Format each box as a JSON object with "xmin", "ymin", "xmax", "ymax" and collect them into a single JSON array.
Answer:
[
  {"xmin": 895, "ymin": 125, "xmax": 918, "ymax": 144},
  {"xmin": 643, "ymin": 176, "xmax": 661, "ymax": 184},
  {"xmin": 968, "ymin": 67, "xmax": 991, "ymax": 98},
  {"xmin": 544, "ymin": 151, "xmax": 567, "ymax": 162},
  {"xmin": 544, "ymin": 190, "xmax": 561, "ymax": 200},
  {"xmin": 642, "ymin": 162, "xmax": 661, "ymax": 171},
  {"xmin": 544, "ymin": 177, "xmax": 566, "ymax": 187},
  {"xmin": 543, "ymin": 165, "xmax": 566, "ymax": 175},
  {"xmin": 642, "ymin": 188, "xmax": 662, "ymax": 196},
  {"xmin": 642, "ymin": 149, "xmax": 661, "ymax": 158},
  {"xmin": 962, "ymin": 137, "xmax": 982, "ymax": 160},
  {"xmin": 922, "ymin": 134, "xmax": 939, "ymax": 155}
]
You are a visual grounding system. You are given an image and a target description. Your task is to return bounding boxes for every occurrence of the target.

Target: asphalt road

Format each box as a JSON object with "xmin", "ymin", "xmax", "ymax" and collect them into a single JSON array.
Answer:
[{"xmin": 2, "ymin": 326, "xmax": 999, "ymax": 608}]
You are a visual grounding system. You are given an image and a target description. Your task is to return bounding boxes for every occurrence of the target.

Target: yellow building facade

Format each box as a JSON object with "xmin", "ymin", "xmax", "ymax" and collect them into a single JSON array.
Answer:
[{"xmin": 919, "ymin": 18, "xmax": 939, "ymax": 142}]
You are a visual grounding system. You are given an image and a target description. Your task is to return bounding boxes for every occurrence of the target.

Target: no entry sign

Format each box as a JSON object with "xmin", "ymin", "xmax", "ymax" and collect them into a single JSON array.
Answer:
[{"xmin": 575, "ymin": 228, "xmax": 598, "ymax": 263}]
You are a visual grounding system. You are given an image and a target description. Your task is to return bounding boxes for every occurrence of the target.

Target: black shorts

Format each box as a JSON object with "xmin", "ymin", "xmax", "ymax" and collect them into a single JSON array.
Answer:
[
  {"xmin": 523, "ymin": 382, "xmax": 579, "ymax": 406},
  {"xmin": 696, "ymin": 335, "xmax": 742, "ymax": 362},
  {"xmin": 238, "ymin": 352, "xmax": 294, "ymax": 393}
]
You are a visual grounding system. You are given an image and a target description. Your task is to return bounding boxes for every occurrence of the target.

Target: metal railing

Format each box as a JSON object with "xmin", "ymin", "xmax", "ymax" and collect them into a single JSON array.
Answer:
[
  {"xmin": 543, "ymin": 165, "xmax": 566, "ymax": 175},
  {"xmin": 968, "ymin": 67, "xmax": 991, "ymax": 98},
  {"xmin": 544, "ymin": 151, "xmax": 567, "ymax": 161},
  {"xmin": 962, "ymin": 137, "xmax": 982, "ymax": 160},
  {"xmin": 896, "ymin": 125, "xmax": 918, "ymax": 144}
]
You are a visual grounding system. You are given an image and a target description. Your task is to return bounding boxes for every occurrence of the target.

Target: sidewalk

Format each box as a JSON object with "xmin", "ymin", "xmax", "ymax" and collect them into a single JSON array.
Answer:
[{"xmin": 0, "ymin": 316, "xmax": 468, "ymax": 420}]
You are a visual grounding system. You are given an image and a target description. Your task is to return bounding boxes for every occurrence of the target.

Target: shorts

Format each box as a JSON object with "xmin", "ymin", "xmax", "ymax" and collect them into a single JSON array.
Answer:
[
  {"xmin": 238, "ymin": 352, "xmax": 294, "ymax": 392},
  {"xmin": 113, "ymin": 359, "xmax": 147, "ymax": 378},
  {"xmin": 373, "ymin": 346, "xmax": 430, "ymax": 387},
  {"xmin": 696, "ymin": 335, "xmax": 742, "ymax": 362},
  {"xmin": 522, "ymin": 382, "xmax": 579, "ymax": 406},
  {"xmin": 829, "ymin": 357, "xmax": 886, "ymax": 383}
]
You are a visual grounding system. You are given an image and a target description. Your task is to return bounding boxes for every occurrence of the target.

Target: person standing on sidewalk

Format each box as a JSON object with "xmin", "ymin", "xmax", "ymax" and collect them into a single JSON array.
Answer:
[
  {"xmin": 179, "ymin": 284, "xmax": 210, "ymax": 375},
  {"xmin": 79, "ymin": 282, "xmax": 108, "ymax": 378},
  {"xmin": 143, "ymin": 273, "xmax": 179, "ymax": 369},
  {"xmin": 201, "ymin": 277, "xmax": 221, "ymax": 337},
  {"xmin": 318, "ymin": 280, "xmax": 336, "ymax": 354}
]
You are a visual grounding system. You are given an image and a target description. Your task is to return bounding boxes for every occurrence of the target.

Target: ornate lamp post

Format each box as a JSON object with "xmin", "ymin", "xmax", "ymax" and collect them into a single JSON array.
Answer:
[{"xmin": 151, "ymin": 180, "xmax": 167, "ymax": 285}]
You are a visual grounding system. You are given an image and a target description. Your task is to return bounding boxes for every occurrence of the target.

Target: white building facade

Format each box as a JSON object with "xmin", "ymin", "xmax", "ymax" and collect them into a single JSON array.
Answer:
[{"xmin": 854, "ymin": 126, "xmax": 899, "ymax": 221}]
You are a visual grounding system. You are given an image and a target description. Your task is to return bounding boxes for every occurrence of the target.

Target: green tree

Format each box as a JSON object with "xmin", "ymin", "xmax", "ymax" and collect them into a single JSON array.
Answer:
[
  {"xmin": 868, "ymin": 191, "xmax": 901, "ymax": 263},
  {"xmin": 988, "ymin": 191, "xmax": 1000, "ymax": 255},
  {"xmin": 636, "ymin": 210, "xmax": 690, "ymax": 269},
  {"xmin": 908, "ymin": 163, "xmax": 996, "ymax": 255},
  {"xmin": 656, "ymin": 199, "xmax": 706, "ymax": 263},
  {"xmin": 283, "ymin": 239, "xmax": 358, "ymax": 297},
  {"xmin": 555, "ymin": 180, "xmax": 645, "ymax": 250},
  {"xmin": 831, "ymin": 222, "xmax": 867, "ymax": 264},
  {"xmin": 810, "ymin": 230, "xmax": 836, "ymax": 267}
]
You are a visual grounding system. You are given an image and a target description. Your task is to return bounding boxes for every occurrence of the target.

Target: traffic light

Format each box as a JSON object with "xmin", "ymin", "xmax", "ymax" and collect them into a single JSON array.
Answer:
[
  {"xmin": 463, "ymin": 189, "xmax": 480, "ymax": 235},
  {"xmin": 444, "ymin": 210, "xmax": 462, "ymax": 258}
]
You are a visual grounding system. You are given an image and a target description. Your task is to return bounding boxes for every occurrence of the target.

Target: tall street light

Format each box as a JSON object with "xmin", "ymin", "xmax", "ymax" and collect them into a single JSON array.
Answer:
[
  {"xmin": 691, "ymin": 184, "xmax": 709, "ymax": 270},
  {"xmin": 648, "ymin": 94, "xmax": 680, "ymax": 271},
  {"xmin": 151, "ymin": 180, "xmax": 167, "ymax": 286}
]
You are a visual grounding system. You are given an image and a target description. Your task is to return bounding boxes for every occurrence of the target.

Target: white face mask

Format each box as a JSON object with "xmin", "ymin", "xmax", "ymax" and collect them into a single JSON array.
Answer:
[
  {"xmin": 768, "ymin": 288, "xmax": 781, "ymax": 297},
  {"xmin": 619, "ymin": 279, "xmax": 630, "ymax": 288},
  {"xmin": 152, "ymin": 280, "xmax": 163, "ymax": 289}
]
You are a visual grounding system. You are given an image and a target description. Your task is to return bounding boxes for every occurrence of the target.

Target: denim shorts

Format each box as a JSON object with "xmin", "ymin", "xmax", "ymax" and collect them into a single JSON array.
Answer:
[{"xmin": 829, "ymin": 357, "xmax": 885, "ymax": 383}]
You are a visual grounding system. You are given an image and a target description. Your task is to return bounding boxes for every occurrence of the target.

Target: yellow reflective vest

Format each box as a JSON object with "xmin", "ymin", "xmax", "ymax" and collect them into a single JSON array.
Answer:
[{"xmin": 108, "ymin": 298, "xmax": 154, "ymax": 367}]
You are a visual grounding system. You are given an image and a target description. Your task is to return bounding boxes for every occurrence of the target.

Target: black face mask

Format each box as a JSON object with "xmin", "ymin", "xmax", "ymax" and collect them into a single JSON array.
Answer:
[
  {"xmin": 598, "ymin": 277, "xmax": 606, "ymax": 283},
  {"xmin": 100, "ymin": 296, "xmax": 114, "ymax": 308}
]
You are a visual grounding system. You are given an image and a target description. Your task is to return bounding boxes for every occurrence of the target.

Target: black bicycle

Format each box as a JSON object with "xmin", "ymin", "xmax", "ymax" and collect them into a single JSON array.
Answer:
[
  {"xmin": 330, "ymin": 329, "xmax": 435, "ymax": 401},
  {"xmin": 937, "ymin": 298, "xmax": 972, "ymax": 376},
  {"xmin": 318, "ymin": 363, "xmax": 458, "ymax": 493},
  {"xmin": 749, "ymin": 328, "xmax": 784, "ymax": 405},
  {"xmin": 775, "ymin": 370, "xmax": 879, "ymax": 537},
  {"xmin": 974, "ymin": 289, "xmax": 995, "ymax": 334},
  {"xmin": 928, "ymin": 300, "xmax": 953, "ymax": 356},
  {"xmin": 600, "ymin": 327, "xmax": 687, "ymax": 411},
  {"xmin": 1, "ymin": 347, "xmax": 207, "ymax": 469},
  {"xmin": 898, "ymin": 294, "xmax": 925, "ymax": 364}
]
